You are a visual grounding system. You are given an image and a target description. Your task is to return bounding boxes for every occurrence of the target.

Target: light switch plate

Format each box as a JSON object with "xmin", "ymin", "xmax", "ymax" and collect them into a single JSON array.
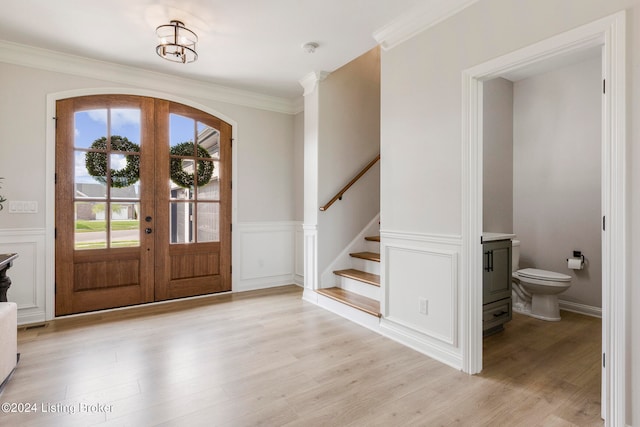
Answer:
[{"xmin": 8, "ymin": 200, "xmax": 38, "ymax": 213}]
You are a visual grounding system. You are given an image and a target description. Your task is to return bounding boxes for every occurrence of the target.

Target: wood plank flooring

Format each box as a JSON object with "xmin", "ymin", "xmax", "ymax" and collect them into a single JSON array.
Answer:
[{"xmin": 0, "ymin": 285, "xmax": 602, "ymax": 426}]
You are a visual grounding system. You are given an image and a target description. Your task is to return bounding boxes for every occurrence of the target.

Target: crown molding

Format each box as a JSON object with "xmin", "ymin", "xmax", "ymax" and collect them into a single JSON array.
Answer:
[
  {"xmin": 299, "ymin": 71, "xmax": 330, "ymax": 96},
  {"xmin": 0, "ymin": 40, "xmax": 299, "ymax": 115},
  {"xmin": 373, "ymin": 0, "xmax": 480, "ymax": 50}
]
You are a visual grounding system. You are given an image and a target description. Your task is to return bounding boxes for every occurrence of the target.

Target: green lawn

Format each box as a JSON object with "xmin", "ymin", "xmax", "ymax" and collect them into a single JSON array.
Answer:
[
  {"xmin": 75, "ymin": 220, "xmax": 139, "ymax": 232},
  {"xmin": 75, "ymin": 240, "xmax": 140, "ymax": 250}
]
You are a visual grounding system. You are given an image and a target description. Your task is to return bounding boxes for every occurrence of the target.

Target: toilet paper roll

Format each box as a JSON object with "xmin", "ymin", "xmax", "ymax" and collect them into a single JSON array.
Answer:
[{"xmin": 567, "ymin": 257, "xmax": 583, "ymax": 270}]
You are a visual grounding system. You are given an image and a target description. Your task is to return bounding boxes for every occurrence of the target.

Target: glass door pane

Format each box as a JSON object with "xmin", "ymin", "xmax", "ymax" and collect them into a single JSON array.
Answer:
[
  {"xmin": 73, "ymin": 107, "xmax": 141, "ymax": 250},
  {"xmin": 168, "ymin": 114, "xmax": 220, "ymax": 243}
]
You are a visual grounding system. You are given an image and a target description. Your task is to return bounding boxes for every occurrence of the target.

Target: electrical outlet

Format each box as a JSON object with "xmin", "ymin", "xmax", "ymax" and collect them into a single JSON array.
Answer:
[{"xmin": 419, "ymin": 297, "xmax": 428, "ymax": 315}]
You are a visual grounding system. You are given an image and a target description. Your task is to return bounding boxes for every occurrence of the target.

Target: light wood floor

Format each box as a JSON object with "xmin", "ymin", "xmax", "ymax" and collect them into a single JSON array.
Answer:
[{"xmin": 1, "ymin": 285, "xmax": 602, "ymax": 426}]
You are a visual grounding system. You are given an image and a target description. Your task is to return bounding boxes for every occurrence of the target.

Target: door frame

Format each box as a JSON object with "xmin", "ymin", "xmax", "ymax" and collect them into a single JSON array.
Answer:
[
  {"xmin": 44, "ymin": 88, "xmax": 239, "ymax": 318},
  {"xmin": 461, "ymin": 11, "xmax": 626, "ymax": 425}
]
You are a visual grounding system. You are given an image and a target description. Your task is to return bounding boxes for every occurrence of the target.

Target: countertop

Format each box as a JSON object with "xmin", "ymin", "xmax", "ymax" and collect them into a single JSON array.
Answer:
[
  {"xmin": 0, "ymin": 253, "xmax": 18, "ymax": 269},
  {"xmin": 482, "ymin": 232, "xmax": 515, "ymax": 243}
]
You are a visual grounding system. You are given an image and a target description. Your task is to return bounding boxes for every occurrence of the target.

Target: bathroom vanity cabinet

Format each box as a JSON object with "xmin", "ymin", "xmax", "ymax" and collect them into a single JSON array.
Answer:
[{"xmin": 482, "ymin": 239, "xmax": 512, "ymax": 336}]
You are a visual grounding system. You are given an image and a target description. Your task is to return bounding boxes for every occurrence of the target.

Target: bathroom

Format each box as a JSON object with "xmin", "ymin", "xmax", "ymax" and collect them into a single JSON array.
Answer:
[{"xmin": 482, "ymin": 50, "xmax": 603, "ymax": 321}]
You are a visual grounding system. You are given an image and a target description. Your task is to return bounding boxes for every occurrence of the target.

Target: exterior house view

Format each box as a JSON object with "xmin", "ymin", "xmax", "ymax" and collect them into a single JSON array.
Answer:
[{"xmin": 0, "ymin": 0, "xmax": 638, "ymax": 425}]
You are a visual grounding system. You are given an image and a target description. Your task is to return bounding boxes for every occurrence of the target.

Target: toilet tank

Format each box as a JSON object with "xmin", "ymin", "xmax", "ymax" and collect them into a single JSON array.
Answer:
[{"xmin": 511, "ymin": 239, "xmax": 520, "ymax": 272}]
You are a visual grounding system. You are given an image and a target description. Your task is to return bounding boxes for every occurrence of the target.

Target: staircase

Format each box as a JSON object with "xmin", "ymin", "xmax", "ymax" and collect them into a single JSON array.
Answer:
[{"xmin": 317, "ymin": 235, "xmax": 381, "ymax": 318}]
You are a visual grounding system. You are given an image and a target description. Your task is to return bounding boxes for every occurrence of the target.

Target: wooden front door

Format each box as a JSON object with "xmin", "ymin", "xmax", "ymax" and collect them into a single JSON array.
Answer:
[{"xmin": 55, "ymin": 95, "xmax": 231, "ymax": 316}]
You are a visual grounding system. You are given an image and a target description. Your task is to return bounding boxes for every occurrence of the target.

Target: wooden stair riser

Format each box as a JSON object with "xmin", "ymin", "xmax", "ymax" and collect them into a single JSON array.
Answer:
[
  {"xmin": 338, "ymin": 276, "xmax": 380, "ymax": 300},
  {"xmin": 350, "ymin": 258, "xmax": 380, "ymax": 275}
]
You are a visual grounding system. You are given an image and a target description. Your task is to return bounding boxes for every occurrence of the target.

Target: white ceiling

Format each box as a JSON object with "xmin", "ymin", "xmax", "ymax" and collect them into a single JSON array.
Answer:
[{"xmin": 0, "ymin": 0, "xmax": 432, "ymax": 99}]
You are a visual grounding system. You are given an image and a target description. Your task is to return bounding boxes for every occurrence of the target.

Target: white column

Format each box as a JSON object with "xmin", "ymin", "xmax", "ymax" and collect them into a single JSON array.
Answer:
[{"xmin": 299, "ymin": 71, "xmax": 329, "ymax": 295}]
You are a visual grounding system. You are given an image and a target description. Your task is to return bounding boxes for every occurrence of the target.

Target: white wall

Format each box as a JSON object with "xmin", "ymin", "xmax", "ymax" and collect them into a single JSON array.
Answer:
[
  {"xmin": 316, "ymin": 47, "xmax": 381, "ymax": 281},
  {"xmin": 380, "ymin": 0, "xmax": 639, "ymax": 423},
  {"xmin": 293, "ymin": 112, "xmax": 305, "ymax": 222},
  {"xmin": 0, "ymin": 53, "xmax": 300, "ymax": 318},
  {"xmin": 513, "ymin": 56, "xmax": 602, "ymax": 309},
  {"xmin": 483, "ymin": 77, "xmax": 514, "ymax": 233}
]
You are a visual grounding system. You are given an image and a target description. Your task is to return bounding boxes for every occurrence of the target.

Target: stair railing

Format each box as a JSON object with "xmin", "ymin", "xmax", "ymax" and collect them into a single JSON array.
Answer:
[{"xmin": 319, "ymin": 154, "xmax": 380, "ymax": 211}]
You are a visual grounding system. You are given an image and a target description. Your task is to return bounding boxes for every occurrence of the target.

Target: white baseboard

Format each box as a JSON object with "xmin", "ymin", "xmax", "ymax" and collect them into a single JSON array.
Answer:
[
  {"xmin": 233, "ymin": 274, "xmax": 297, "ymax": 292},
  {"xmin": 379, "ymin": 318, "xmax": 462, "ymax": 370},
  {"xmin": 558, "ymin": 300, "xmax": 602, "ymax": 318}
]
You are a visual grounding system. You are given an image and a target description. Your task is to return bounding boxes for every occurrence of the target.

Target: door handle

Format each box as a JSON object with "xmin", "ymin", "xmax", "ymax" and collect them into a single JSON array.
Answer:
[
  {"xmin": 489, "ymin": 250, "xmax": 494, "ymax": 272},
  {"xmin": 484, "ymin": 251, "xmax": 491, "ymax": 272},
  {"xmin": 145, "ymin": 228, "xmax": 153, "ymax": 234},
  {"xmin": 145, "ymin": 216, "xmax": 152, "ymax": 222}
]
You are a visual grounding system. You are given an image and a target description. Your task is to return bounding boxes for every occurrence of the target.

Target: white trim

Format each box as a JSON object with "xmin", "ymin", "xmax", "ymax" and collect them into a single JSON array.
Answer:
[
  {"xmin": 320, "ymin": 213, "xmax": 380, "ymax": 288},
  {"xmin": 0, "ymin": 228, "xmax": 47, "ymax": 237},
  {"xmin": 382, "ymin": 242, "xmax": 458, "ymax": 347},
  {"xmin": 380, "ymin": 318, "xmax": 462, "ymax": 370},
  {"xmin": 303, "ymin": 225, "xmax": 318, "ymax": 291},
  {"xmin": 315, "ymin": 292, "xmax": 381, "ymax": 332},
  {"xmin": 0, "ymin": 228, "xmax": 47, "ymax": 325},
  {"xmin": 380, "ymin": 229, "xmax": 462, "ymax": 246},
  {"xmin": 298, "ymin": 71, "xmax": 330, "ymax": 96},
  {"xmin": 45, "ymin": 88, "xmax": 239, "ymax": 321},
  {"xmin": 558, "ymin": 300, "xmax": 602, "ymax": 318},
  {"xmin": 234, "ymin": 221, "xmax": 299, "ymax": 292},
  {"xmin": 302, "ymin": 287, "xmax": 318, "ymax": 305},
  {"xmin": 462, "ymin": 11, "xmax": 626, "ymax": 425},
  {"xmin": 373, "ymin": 0, "xmax": 480, "ymax": 50},
  {"xmin": 0, "ymin": 40, "xmax": 298, "ymax": 115}
]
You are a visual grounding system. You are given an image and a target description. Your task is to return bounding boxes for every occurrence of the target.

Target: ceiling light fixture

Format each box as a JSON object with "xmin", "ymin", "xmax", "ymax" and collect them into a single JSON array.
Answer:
[{"xmin": 156, "ymin": 20, "xmax": 198, "ymax": 64}]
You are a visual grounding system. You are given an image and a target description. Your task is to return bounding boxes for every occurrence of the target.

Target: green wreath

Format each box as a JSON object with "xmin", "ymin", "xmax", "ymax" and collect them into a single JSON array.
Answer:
[
  {"xmin": 85, "ymin": 136, "xmax": 140, "ymax": 188},
  {"xmin": 170, "ymin": 142, "xmax": 214, "ymax": 188}
]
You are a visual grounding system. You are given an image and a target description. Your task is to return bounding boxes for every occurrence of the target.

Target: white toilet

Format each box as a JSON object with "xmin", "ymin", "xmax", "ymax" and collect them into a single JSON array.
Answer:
[{"xmin": 511, "ymin": 240, "xmax": 572, "ymax": 321}]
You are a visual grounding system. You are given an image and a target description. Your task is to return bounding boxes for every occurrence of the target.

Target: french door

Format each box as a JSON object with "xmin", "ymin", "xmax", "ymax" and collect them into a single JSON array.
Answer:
[{"xmin": 55, "ymin": 95, "xmax": 231, "ymax": 316}]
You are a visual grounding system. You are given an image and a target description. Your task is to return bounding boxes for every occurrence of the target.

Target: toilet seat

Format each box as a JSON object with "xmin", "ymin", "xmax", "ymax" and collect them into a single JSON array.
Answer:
[
  {"xmin": 517, "ymin": 268, "xmax": 571, "ymax": 282},
  {"xmin": 516, "ymin": 268, "xmax": 571, "ymax": 287}
]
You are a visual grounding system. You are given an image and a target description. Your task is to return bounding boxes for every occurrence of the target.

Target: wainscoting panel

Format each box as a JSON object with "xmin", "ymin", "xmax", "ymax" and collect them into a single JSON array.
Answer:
[
  {"xmin": 0, "ymin": 228, "xmax": 46, "ymax": 325},
  {"xmin": 234, "ymin": 222, "xmax": 298, "ymax": 292},
  {"xmin": 380, "ymin": 230, "xmax": 462, "ymax": 368},
  {"xmin": 295, "ymin": 225, "xmax": 304, "ymax": 286}
]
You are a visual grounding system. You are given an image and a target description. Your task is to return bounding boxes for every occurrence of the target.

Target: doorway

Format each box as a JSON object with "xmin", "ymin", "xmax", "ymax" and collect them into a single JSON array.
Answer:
[
  {"xmin": 462, "ymin": 12, "xmax": 627, "ymax": 424},
  {"xmin": 55, "ymin": 95, "xmax": 232, "ymax": 315}
]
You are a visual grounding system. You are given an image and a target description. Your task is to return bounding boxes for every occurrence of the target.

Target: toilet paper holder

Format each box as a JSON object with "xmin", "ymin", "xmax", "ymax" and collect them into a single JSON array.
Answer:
[
  {"xmin": 568, "ymin": 250, "xmax": 585, "ymax": 262},
  {"xmin": 567, "ymin": 250, "xmax": 586, "ymax": 269}
]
